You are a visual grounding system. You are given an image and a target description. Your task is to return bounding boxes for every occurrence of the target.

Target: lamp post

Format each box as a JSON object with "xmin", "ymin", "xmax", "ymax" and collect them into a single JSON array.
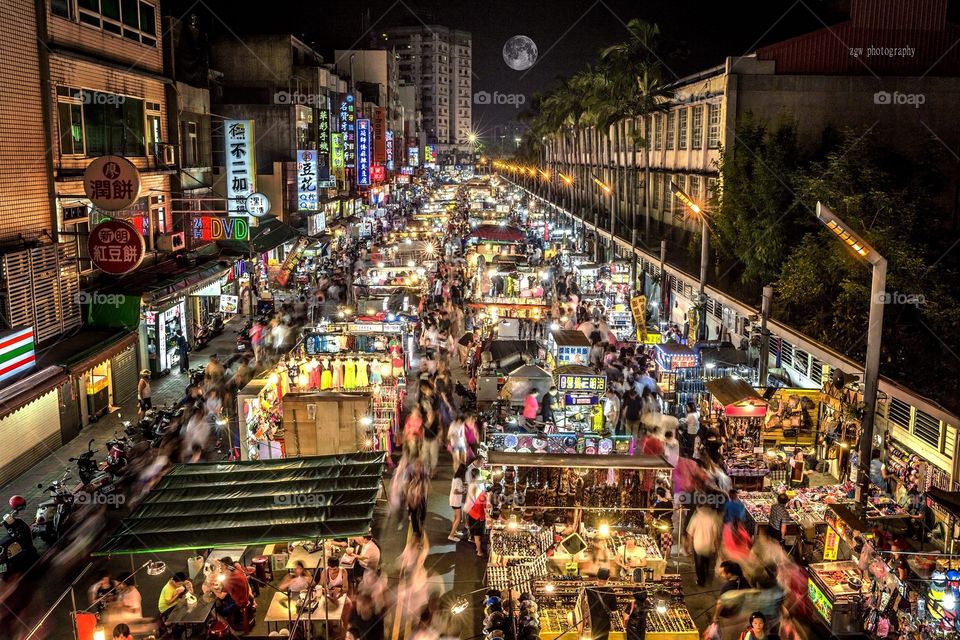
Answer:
[
  {"xmin": 671, "ymin": 182, "xmax": 709, "ymax": 340},
  {"xmin": 816, "ymin": 202, "xmax": 887, "ymax": 507}
]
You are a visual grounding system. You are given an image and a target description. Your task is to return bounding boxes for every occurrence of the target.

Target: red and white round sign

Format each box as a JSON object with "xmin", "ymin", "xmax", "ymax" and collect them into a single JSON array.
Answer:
[
  {"xmin": 83, "ymin": 155, "xmax": 142, "ymax": 211},
  {"xmin": 88, "ymin": 219, "xmax": 145, "ymax": 275}
]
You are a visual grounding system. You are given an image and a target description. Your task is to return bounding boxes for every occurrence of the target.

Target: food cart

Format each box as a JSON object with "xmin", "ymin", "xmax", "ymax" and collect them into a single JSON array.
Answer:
[
  {"xmin": 705, "ymin": 377, "xmax": 770, "ymax": 489},
  {"xmin": 653, "ymin": 343, "xmax": 699, "ymax": 413},
  {"xmin": 547, "ymin": 330, "xmax": 591, "ymax": 369}
]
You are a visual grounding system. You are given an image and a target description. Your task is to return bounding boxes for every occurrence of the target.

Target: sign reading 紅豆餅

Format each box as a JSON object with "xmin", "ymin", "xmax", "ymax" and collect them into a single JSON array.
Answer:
[
  {"xmin": 225, "ymin": 120, "xmax": 256, "ymax": 216},
  {"xmin": 83, "ymin": 156, "xmax": 141, "ymax": 211},
  {"xmin": 88, "ymin": 218, "xmax": 145, "ymax": 275}
]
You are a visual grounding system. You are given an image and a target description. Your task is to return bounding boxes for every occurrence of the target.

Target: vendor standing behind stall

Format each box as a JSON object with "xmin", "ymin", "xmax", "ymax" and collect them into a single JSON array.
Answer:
[{"xmin": 585, "ymin": 568, "xmax": 619, "ymax": 640}]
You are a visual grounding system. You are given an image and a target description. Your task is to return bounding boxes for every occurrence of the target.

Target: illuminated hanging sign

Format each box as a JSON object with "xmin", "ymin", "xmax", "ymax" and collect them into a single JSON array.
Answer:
[
  {"xmin": 357, "ymin": 118, "xmax": 371, "ymax": 186},
  {"xmin": 297, "ymin": 149, "xmax": 319, "ymax": 211},
  {"xmin": 192, "ymin": 216, "xmax": 250, "ymax": 242},
  {"xmin": 424, "ymin": 144, "xmax": 436, "ymax": 166},
  {"xmin": 401, "ymin": 166, "xmax": 414, "ymax": 175},
  {"xmin": 338, "ymin": 94, "xmax": 356, "ymax": 168},
  {"xmin": 317, "ymin": 107, "xmax": 334, "ymax": 187},
  {"xmin": 371, "ymin": 165, "xmax": 385, "ymax": 183},
  {"xmin": 385, "ymin": 130, "xmax": 395, "ymax": 170},
  {"xmin": 823, "ymin": 526, "xmax": 840, "ymax": 561},
  {"xmin": 225, "ymin": 120, "xmax": 256, "ymax": 216},
  {"xmin": 407, "ymin": 146, "xmax": 420, "ymax": 167},
  {"xmin": 88, "ymin": 219, "xmax": 145, "ymax": 275},
  {"xmin": 557, "ymin": 374, "xmax": 607, "ymax": 394},
  {"xmin": 373, "ymin": 108, "xmax": 387, "ymax": 164},
  {"xmin": 83, "ymin": 155, "xmax": 141, "ymax": 211},
  {"xmin": 331, "ymin": 132, "xmax": 345, "ymax": 184}
]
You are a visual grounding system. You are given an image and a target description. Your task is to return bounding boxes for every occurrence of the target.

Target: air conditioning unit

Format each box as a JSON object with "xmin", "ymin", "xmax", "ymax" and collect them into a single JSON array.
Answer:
[{"xmin": 157, "ymin": 232, "xmax": 185, "ymax": 253}]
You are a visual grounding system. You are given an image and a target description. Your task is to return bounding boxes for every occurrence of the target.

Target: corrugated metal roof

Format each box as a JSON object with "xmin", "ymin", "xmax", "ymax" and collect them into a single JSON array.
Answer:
[
  {"xmin": 756, "ymin": 23, "xmax": 960, "ymax": 75},
  {"xmin": 851, "ymin": 0, "xmax": 946, "ymax": 30}
]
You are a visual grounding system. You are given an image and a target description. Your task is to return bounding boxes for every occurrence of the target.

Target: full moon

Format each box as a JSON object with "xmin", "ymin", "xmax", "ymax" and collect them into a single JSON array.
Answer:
[{"xmin": 503, "ymin": 35, "xmax": 538, "ymax": 71}]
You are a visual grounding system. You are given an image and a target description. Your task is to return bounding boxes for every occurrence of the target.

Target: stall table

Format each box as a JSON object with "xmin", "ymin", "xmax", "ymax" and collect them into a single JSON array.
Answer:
[
  {"xmin": 264, "ymin": 591, "xmax": 346, "ymax": 633},
  {"xmin": 807, "ymin": 560, "xmax": 868, "ymax": 636}
]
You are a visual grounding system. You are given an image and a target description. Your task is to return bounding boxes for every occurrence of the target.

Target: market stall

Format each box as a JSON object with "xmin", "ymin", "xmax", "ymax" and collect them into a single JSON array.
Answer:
[
  {"xmin": 500, "ymin": 364, "xmax": 553, "ymax": 409},
  {"xmin": 705, "ymin": 377, "xmax": 770, "ymax": 490},
  {"xmin": 550, "ymin": 365, "xmax": 606, "ymax": 434},
  {"xmin": 653, "ymin": 343, "xmax": 699, "ymax": 413},
  {"xmin": 546, "ymin": 330, "xmax": 591, "ymax": 369}
]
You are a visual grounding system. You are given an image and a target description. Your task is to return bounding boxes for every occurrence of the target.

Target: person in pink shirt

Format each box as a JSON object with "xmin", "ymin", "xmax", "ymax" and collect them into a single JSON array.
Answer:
[{"xmin": 522, "ymin": 388, "xmax": 539, "ymax": 428}]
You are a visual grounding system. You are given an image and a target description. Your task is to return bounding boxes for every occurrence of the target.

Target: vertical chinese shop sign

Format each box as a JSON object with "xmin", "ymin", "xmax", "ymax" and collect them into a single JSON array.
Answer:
[{"xmin": 225, "ymin": 120, "xmax": 256, "ymax": 216}]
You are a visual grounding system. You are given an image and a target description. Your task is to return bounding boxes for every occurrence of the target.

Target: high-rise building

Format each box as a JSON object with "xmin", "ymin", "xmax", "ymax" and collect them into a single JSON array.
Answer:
[{"xmin": 381, "ymin": 25, "xmax": 472, "ymax": 153}]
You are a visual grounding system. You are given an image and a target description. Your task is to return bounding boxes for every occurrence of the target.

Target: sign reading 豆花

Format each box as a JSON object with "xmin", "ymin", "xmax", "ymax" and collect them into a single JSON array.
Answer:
[
  {"xmin": 83, "ymin": 156, "xmax": 141, "ymax": 211},
  {"xmin": 88, "ymin": 219, "xmax": 145, "ymax": 275}
]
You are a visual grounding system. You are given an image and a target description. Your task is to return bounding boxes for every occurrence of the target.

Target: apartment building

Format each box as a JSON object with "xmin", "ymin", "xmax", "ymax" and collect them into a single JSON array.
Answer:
[{"xmin": 382, "ymin": 25, "xmax": 472, "ymax": 155}]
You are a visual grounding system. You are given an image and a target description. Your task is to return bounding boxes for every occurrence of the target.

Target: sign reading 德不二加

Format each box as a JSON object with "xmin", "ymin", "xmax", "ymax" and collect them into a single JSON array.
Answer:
[{"xmin": 225, "ymin": 120, "xmax": 256, "ymax": 216}]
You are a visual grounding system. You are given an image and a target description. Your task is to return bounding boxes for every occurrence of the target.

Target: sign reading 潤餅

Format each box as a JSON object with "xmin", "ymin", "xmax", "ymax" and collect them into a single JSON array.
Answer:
[{"xmin": 83, "ymin": 156, "xmax": 141, "ymax": 211}]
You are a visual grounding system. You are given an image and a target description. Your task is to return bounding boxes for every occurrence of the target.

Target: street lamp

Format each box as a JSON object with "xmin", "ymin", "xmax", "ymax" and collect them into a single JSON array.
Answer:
[
  {"xmin": 671, "ymin": 181, "xmax": 710, "ymax": 339},
  {"xmin": 816, "ymin": 202, "xmax": 886, "ymax": 507}
]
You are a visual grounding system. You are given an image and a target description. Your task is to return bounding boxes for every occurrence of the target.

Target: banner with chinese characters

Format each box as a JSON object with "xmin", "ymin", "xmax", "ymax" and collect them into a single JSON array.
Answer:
[
  {"xmin": 371, "ymin": 165, "xmax": 385, "ymax": 183},
  {"xmin": 373, "ymin": 107, "xmax": 387, "ymax": 164},
  {"xmin": 356, "ymin": 118, "xmax": 371, "ymax": 186},
  {"xmin": 317, "ymin": 108, "xmax": 334, "ymax": 187},
  {"xmin": 557, "ymin": 373, "xmax": 606, "ymax": 394},
  {"xmin": 823, "ymin": 525, "xmax": 840, "ymax": 561},
  {"xmin": 407, "ymin": 146, "xmax": 419, "ymax": 167},
  {"xmin": 630, "ymin": 295, "xmax": 647, "ymax": 342},
  {"xmin": 331, "ymin": 133, "xmax": 345, "ymax": 183},
  {"xmin": 338, "ymin": 94, "xmax": 356, "ymax": 168},
  {"xmin": 225, "ymin": 120, "xmax": 256, "ymax": 216},
  {"xmin": 297, "ymin": 150, "xmax": 319, "ymax": 211},
  {"xmin": 385, "ymin": 130, "xmax": 394, "ymax": 170},
  {"xmin": 424, "ymin": 144, "xmax": 436, "ymax": 166},
  {"xmin": 275, "ymin": 235, "xmax": 311, "ymax": 288}
]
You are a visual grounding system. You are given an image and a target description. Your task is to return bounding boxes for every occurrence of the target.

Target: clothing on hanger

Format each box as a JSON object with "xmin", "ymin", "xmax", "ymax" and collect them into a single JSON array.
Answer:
[
  {"xmin": 355, "ymin": 358, "xmax": 369, "ymax": 388},
  {"xmin": 344, "ymin": 357, "xmax": 357, "ymax": 390},
  {"xmin": 320, "ymin": 358, "xmax": 332, "ymax": 390}
]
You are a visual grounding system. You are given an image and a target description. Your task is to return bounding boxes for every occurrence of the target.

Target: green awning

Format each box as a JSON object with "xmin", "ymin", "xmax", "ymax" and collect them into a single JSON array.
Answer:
[
  {"xmin": 217, "ymin": 215, "xmax": 303, "ymax": 256},
  {"xmin": 94, "ymin": 452, "xmax": 386, "ymax": 555}
]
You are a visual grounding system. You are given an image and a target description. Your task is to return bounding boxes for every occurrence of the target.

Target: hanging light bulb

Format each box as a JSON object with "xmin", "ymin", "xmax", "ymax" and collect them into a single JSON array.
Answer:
[
  {"xmin": 544, "ymin": 582, "xmax": 555, "ymax": 593},
  {"xmin": 451, "ymin": 595, "xmax": 469, "ymax": 614},
  {"xmin": 655, "ymin": 599, "xmax": 668, "ymax": 615},
  {"xmin": 944, "ymin": 591, "xmax": 957, "ymax": 611},
  {"xmin": 598, "ymin": 522, "xmax": 610, "ymax": 537}
]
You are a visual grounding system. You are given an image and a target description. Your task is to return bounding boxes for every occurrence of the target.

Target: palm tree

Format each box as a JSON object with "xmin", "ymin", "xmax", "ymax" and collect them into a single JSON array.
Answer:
[{"xmin": 600, "ymin": 18, "xmax": 674, "ymax": 287}]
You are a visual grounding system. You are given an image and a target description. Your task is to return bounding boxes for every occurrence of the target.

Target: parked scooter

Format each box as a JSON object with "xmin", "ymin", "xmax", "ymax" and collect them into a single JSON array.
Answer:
[
  {"xmin": 99, "ymin": 432, "xmax": 129, "ymax": 477},
  {"xmin": 195, "ymin": 312, "xmax": 226, "ymax": 350},
  {"xmin": 32, "ymin": 471, "xmax": 74, "ymax": 544},
  {"xmin": 235, "ymin": 319, "xmax": 253, "ymax": 352},
  {"xmin": 68, "ymin": 440, "xmax": 119, "ymax": 502},
  {"xmin": 1, "ymin": 496, "xmax": 36, "ymax": 579},
  {"xmin": 150, "ymin": 403, "xmax": 185, "ymax": 448}
]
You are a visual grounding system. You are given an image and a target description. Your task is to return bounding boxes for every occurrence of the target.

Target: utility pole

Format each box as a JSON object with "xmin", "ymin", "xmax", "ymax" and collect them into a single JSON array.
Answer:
[{"xmin": 759, "ymin": 286, "xmax": 772, "ymax": 386}]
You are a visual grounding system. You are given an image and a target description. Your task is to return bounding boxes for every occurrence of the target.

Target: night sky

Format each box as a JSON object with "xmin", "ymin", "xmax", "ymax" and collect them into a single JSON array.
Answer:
[{"xmin": 165, "ymin": 0, "xmax": 960, "ymax": 133}]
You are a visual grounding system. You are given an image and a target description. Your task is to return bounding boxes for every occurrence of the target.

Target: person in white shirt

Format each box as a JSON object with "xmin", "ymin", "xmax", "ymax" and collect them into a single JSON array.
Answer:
[
  {"xmin": 602, "ymin": 390, "xmax": 621, "ymax": 434},
  {"xmin": 683, "ymin": 402, "xmax": 700, "ymax": 456},
  {"xmin": 663, "ymin": 431, "xmax": 681, "ymax": 467},
  {"xmin": 686, "ymin": 506, "xmax": 722, "ymax": 587}
]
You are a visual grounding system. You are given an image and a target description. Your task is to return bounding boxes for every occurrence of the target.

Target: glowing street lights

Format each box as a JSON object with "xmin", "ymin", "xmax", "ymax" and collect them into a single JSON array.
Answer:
[
  {"xmin": 816, "ymin": 202, "xmax": 887, "ymax": 507},
  {"xmin": 671, "ymin": 181, "xmax": 710, "ymax": 339}
]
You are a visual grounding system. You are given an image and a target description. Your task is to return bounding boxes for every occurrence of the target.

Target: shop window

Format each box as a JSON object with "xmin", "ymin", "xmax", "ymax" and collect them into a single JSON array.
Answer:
[
  {"xmin": 650, "ymin": 173, "xmax": 660, "ymax": 210},
  {"xmin": 79, "ymin": 90, "xmax": 146, "ymax": 157},
  {"xmin": 63, "ymin": 205, "xmax": 93, "ymax": 272},
  {"xmin": 57, "ymin": 96, "xmax": 85, "ymax": 156},
  {"xmin": 51, "ymin": 0, "xmax": 75, "ymax": 19},
  {"xmin": 887, "ymin": 398, "xmax": 911, "ymax": 429},
  {"xmin": 707, "ymin": 103, "xmax": 721, "ymax": 149},
  {"xmin": 75, "ymin": 0, "xmax": 157, "ymax": 46},
  {"xmin": 186, "ymin": 121, "xmax": 199, "ymax": 166},
  {"xmin": 665, "ymin": 111, "xmax": 675, "ymax": 150},
  {"xmin": 691, "ymin": 105, "xmax": 703, "ymax": 150},
  {"xmin": 677, "ymin": 108, "xmax": 688, "ymax": 150},
  {"xmin": 689, "ymin": 175, "xmax": 700, "ymax": 203},
  {"xmin": 913, "ymin": 410, "xmax": 942, "ymax": 450}
]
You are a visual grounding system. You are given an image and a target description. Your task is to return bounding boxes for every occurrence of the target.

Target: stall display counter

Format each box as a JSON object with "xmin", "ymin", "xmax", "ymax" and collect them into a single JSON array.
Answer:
[{"xmin": 807, "ymin": 561, "xmax": 867, "ymax": 636}]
